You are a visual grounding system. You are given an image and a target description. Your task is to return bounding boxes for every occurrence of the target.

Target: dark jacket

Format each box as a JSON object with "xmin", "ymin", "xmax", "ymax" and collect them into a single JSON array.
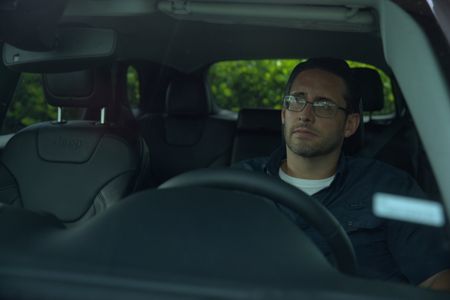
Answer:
[{"xmin": 233, "ymin": 147, "xmax": 450, "ymax": 285}]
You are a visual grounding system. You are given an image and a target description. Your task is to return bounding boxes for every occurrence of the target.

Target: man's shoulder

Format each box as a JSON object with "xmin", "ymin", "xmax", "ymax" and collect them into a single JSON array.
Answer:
[
  {"xmin": 345, "ymin": 156, "xmax": 411, "ymax": 178},
  {"xmin": 343, "ymin": 155, "xmax": 425, "ymax": 197},
  {"xmin": 232, "ymin": 147, "xmax": 285, "ymax": 175}
]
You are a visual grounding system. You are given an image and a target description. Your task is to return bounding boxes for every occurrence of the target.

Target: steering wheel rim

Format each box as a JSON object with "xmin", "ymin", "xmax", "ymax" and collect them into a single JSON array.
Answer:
[{"xmin": 159, "ymin": 168, "xmax": 356, "ymax": 275}]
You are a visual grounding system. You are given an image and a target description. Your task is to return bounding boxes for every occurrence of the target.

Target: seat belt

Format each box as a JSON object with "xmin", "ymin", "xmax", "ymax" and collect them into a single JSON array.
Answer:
[{"xmin": 358, "ymin": 117, "xmax": 407, "ymax": 159}]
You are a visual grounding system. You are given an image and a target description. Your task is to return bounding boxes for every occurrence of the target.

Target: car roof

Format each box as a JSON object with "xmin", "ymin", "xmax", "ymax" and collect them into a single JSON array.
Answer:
[{"xmin": 60, "ymin": 0, "xmax": 386, "ymax": 72}]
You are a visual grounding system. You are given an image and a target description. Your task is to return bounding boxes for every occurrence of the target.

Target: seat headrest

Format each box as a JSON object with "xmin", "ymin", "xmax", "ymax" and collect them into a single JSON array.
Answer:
[
  {"xmin": 343, "ymin": 99, "xmax": 364, "ymax": 155},
  {"xmin": 237, "ymin": 108, "xmax": 281, "ymax": 132},
  {"xmin": 42, "ymin": 67, "xmax": 112, "ymax": 108},
  {"xmin": 166, "ymin": 75, "xmax": 210, "ymax": 115},
  {"xmin": 353, "ymin": 68, "xmax": 384, "ymax": 112}
]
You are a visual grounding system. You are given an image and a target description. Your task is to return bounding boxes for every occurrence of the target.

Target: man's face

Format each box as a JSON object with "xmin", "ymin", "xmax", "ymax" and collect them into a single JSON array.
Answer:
[{"xmin": 281, "ymin": 68, "xmax": 360, "ymax": 158}]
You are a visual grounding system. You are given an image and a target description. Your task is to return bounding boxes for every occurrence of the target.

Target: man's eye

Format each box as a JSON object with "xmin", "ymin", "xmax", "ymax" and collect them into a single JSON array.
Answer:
[
  {"xmin": 315, "ymin": 100, "xmax": 334, "ymax": 110},
  {"xmin": 294, "ymin": 99, "xmax": 307, "ymax": 105}
]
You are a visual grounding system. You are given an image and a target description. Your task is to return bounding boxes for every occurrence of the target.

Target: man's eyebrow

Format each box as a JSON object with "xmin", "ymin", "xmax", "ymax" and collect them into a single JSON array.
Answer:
[
  {"xmin": 290, "ymin": 91, "xmax": 306, "ymax": 97},
  {"xmin": 316, "ymin": 96, "xmax": 335, "ymax": 102}
]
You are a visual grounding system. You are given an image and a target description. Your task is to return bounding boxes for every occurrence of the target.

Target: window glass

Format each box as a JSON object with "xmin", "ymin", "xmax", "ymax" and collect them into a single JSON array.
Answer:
[
  {"xmin": 208, "ymin": 59, "xmax": 394, "ymax": 117},
  {"xmin": 127, "ymin": 66, "xmax": 140, "ymax": 108},
  {"xmin": 1, "ymin": 73, "xmax": 83, "ymax": 134},
  {"xmin": 208, "ymin": 59, "xmax": 300, "ymax": 111}
]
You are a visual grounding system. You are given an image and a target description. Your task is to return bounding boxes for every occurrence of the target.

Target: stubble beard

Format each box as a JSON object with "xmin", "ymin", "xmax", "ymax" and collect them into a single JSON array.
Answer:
[{"xmin": 283, "ymin": 124, "xmax": 343, "ymax": 158}]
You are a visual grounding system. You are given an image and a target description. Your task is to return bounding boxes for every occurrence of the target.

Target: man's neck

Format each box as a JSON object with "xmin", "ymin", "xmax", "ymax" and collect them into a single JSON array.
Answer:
[{"xmin": 283, "ymin": 147, "xmax": 341, "ymax": 180}]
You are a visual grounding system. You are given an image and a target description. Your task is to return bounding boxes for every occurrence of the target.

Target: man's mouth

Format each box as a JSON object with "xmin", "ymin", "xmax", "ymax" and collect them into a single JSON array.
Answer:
[{"xmin": 291, "ymin": 126, "xmax": 318, "ymax": 138}]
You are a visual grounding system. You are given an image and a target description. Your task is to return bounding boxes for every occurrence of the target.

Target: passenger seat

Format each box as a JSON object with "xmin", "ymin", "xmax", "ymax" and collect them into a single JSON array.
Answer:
[{"xmin": 0, "ymin": 67, "xmax": 149, "ymax": 225}]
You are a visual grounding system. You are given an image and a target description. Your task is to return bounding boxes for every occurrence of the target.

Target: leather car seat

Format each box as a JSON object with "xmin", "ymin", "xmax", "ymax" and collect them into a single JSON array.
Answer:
[
  {"xmin": 0, "ymin": 66, "xmax": 149, "ymax": 225},
  {"xmin": 138, "ymin": 74, "xmax": 235, "ymax": 186}
]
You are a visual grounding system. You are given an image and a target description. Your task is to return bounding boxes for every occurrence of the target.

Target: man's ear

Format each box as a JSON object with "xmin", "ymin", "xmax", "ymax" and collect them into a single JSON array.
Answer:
[
  {"xmin": 344, "ymin": 113, "xmax": 360, "ymax": 138},
  {"xmin": 281, "ymin": 109, "xmax": 285, "ymax": 125}
]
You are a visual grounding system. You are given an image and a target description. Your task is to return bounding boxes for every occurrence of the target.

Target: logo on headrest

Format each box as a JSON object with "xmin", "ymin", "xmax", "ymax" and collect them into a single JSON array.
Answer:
[{"xmin": 53, "ymin": 136, "xmax": 82, "ymax": 151}]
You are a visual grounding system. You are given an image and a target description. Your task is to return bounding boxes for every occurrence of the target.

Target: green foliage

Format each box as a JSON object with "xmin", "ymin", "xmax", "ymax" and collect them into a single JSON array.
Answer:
[
  {"xmin": 208, "ymin": 59, "xmax": 395, "ymax": 116},
  {"xmin": 2, "ymin": 74, "xmax": 56, "ymax": 133},
  {"xmin": 127, "ymin": 66, "xmax": 140, "ymax": 107},
  {"xmin": 209, "ymin": 59, "xmax": 302, "ymax": 112},
  {"xmin": 2, "ymin": 74, "xmax": 84, "ymax": 134}
]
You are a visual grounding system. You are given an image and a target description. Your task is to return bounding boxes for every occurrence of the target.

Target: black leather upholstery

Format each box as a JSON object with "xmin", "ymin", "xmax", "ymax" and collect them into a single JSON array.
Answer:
[
  {"xmin": 0, "ymin": 67, "xmax": 147, "ymax": 224},
  {"xmin": 139, "ymin": 75, "xmax": 235, "ymax": 186},
  {"xmin": 231, "ymin": 108, "xmax": 282, "ymax": 163},
  {"xmin": 342, "ymin": 99, "xmax": 364, "ymax": 155},
  {"xmin": 352, "ymin": 68, "xmax": 421, "ymax": 183},
  {"xmin": 43, "ymin": 68, "xmax": 111, "ymax": 108},
  {"xmin": 165, "ymin": 76, "xmax": 210, "ymax": 115},
  {"xmin": 2, "ymin": 122, "xmax": 138, "ymax": 222},
  {"xmin": 353, "ymin": 68, "xmax": 384, "ymax": 112}
]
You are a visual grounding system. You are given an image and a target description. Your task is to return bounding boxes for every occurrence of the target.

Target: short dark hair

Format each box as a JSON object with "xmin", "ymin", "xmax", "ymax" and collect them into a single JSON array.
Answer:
[{"xmin": 285, "ymin": 58, "xmax": 360, "ymax": 113}]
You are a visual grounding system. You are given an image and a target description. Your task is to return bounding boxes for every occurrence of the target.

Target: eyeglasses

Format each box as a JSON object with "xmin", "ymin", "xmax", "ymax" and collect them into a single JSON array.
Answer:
[{"xmin": 283, "ymin": 95, "xmax": 350, "ymax": 118}]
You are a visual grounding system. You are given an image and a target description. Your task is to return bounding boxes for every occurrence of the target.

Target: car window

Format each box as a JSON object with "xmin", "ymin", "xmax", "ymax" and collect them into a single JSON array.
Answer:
[
  {"xmin": 207, "ymin": 59, "xmax": 395, "ymax": 117},
  {"xmin": 127, "ymin": 65, "xmax": 140, "ymax": 109},
  {"xmin": 1, "ymin": 73, "xmax": 83, "ymax": 134}
]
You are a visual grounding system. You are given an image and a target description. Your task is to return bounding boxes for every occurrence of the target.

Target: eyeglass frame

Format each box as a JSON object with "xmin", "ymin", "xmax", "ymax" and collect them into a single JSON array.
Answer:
[{"xmin": 282, "ymin": 94, "xmax": 351, "ymax": 118}]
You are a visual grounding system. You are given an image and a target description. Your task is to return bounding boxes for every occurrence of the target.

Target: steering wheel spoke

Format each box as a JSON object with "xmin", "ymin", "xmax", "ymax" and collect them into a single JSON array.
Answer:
[{"xmin": 159, "ymin": 168, "xmax": 357, "ymax": 275}]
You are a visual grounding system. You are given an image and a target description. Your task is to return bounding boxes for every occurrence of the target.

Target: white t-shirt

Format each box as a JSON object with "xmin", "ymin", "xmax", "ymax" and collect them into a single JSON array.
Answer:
[{"xmin": 279, "ymin": 167, "xmax": 335, "ymax": 196}]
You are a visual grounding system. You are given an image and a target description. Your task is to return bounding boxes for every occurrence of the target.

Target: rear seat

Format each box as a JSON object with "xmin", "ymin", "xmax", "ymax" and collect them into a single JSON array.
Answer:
[
  {"xmin": 138, "ymin": 74, "xmax": 235, "ymax": 186},
  {"xmin": 230, "ymin": 108, "xmax": 282, "ymax": 164}
]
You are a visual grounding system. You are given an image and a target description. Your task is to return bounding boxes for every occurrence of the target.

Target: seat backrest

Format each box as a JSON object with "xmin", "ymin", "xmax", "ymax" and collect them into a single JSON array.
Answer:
[
  {"xmin": 230, "ymin": 108, "xmax": 282, "ymax": 164},
  {"xmin": 0, "ymin": 67, "xmax": 147, "ymax": 224},
  {"xmin": 139, "ymin": 74, "xmax": 235, "ymax": 186}
]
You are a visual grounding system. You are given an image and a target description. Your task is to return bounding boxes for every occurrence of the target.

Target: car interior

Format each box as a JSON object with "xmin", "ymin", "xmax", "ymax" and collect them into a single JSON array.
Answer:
[{"xmin": 0, "ymin": 0, "xmax": 449, "ymax": 299}]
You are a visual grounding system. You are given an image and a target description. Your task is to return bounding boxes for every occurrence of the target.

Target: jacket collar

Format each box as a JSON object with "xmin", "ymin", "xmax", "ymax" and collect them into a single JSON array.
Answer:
[
  {"xmin": 266, "ymin": 146, "xmax": 286, "ymax": 176},
  {"xmin": 265, "ymin": 146, "xmax": 348, "ymax": 181}
]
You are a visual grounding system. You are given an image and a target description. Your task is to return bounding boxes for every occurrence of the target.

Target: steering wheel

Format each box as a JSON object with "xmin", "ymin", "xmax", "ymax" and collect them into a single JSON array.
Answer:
[{"xmin": 159, "ymin": 168, "xmax": 356, "ymax": 275}]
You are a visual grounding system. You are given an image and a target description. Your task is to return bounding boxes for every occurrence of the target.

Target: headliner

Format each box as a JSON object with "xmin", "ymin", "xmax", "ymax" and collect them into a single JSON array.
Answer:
[{"xmin": 58, "ymin": 1, "xmax": 387, "ymax": 72}]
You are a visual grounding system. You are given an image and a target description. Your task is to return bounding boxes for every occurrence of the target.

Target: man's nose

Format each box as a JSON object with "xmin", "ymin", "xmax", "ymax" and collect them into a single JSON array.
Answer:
[{"xmin": 298, "ymin": 101, "xmax": 315, "ymax": 121}]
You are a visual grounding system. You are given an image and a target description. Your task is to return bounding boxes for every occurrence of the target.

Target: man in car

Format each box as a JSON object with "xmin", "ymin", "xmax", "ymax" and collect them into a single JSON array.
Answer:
[{"xmin": 235, "ymin": 58, "xmax": 450, "ymax": 291}]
